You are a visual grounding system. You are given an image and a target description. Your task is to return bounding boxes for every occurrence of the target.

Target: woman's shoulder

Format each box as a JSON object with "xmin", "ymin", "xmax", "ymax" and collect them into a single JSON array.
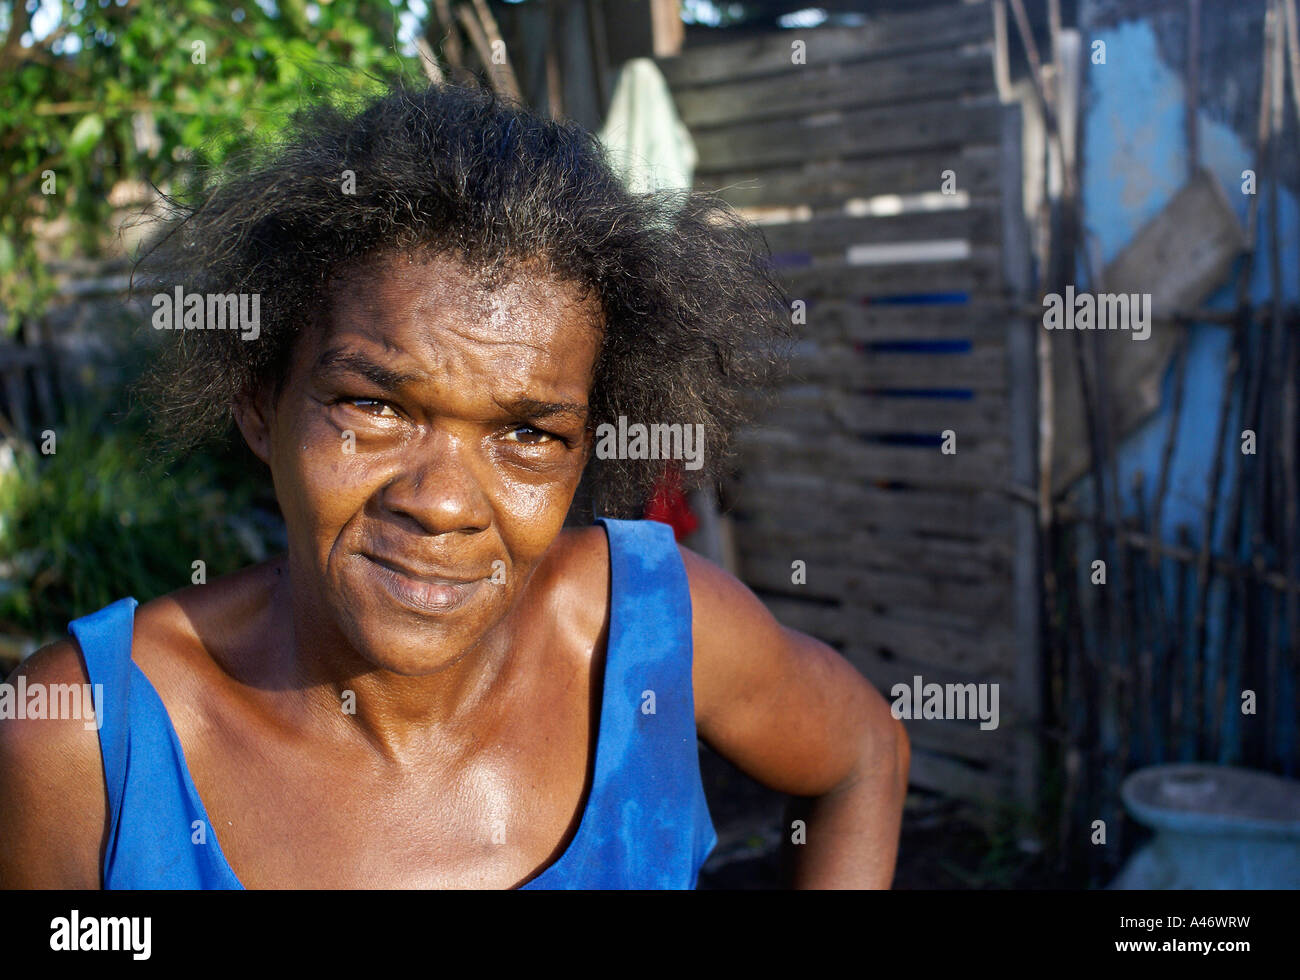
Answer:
[
  {"xmin": 543, "ymin": 519, "xmax": 762, "ymax": 622},
  {"xmin": 45, "ymin": 558, "xmax": 283, "ymax": 674},
  {"xmin": 532, "ymin": 525, "xmax": 612, "ymax": 656},
  {"xmin": 1, "ymin": 560, "xmax": 280, "ymax": 768},
  {"xmin": 122, "ymin": 558, "xmax": 289, "ymax": 699},
  {"xmin": 543, "ymin": 521, "xmax": 780, "ymax": 710},
  {"xmin": 539, "ymin": 518, "xmax": 716, "ymax": 614},
  {"xmin": 0, "ymin": 633, "xmax": 108, "ymax": 886}
]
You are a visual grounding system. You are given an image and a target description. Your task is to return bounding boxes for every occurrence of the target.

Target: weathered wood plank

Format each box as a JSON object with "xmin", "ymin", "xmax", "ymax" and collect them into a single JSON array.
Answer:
[
  {"xmin": 673, "ymin": 45, "xmax": 996, "ymax": 129},
  {"xmin": 743, "ymin": 566, "xmax": 1013, "ymax": 640},
  {"xmin": 798, "ymin": 299, "xmax": 1016, "ymax": 342},
  {"xmin": 843, "ymin": 570, "xmax": 1011, "ymax": 629},
  {"xmin": 733, "ymin": 500, "xmax": 1012, "ymax": 567},
  {"xmin": 998, "ymin": 100, "xmax": 1042, "ymax": 832},
  {"xmin": 850, "ymin": 638, "xmax": 1018, "ymax": 770},
  {"xmin": 737, "ymin": 521, "xmax": 1014, "ymax": 588},
  {"xmin": 786, "ymin": 341, "xmax": 1008, "ymax": 391},
  {"xmin": 899, "ymin": 716, "xmax": 1011, "ymax": 767},
  {"xmin": 731, "ymin": 472, "xmax": 1011, "ymax": 531},
  {"xmin": 739, "ymin": 554, "xmax": 1011, "ymax": 623},
  {"xmin": 778, "ymin": 249, "xmax": 1003, "ymax": 301},
  {"xmin": 692, "ymin": 99, "xmax": 1005, "ymax": 173},
  {"xmin": 905, "ymin": 747, "xmax": 1009, "ymax": 806},
  {"xmin": 734, "ymin": 425, "xmax": 1010, "ymax": 489},
  {"xmin": 737, "ymin": 525, "xmax": 1011, "ymax": 581},
  {"xmin": 768, "ymin": 390, "xmax": 1010, "ymax": 441},
  {"xmin": 738, "ymin": 413, "xmax": 1008, "ymax": 467},
  {"xmin": 1102, "ymin": 166, "xmax": 1249, "ymax": 319},
  {"xmin": 842, "ymin": 648, "xmax": 1012, "ymax": 766},
  {"xmin": 845, "ymin": 639, "xmax": 1006, "ymax": 685},
  {"xmin": 758, "ymin": 204, "xmax": 1001, "ymax": 255},
  {"xmin": 757, "ymin": 593, "xmax": 1019, "ymax": 674},
  {"xmin": 695, "ymin": 145, "xmax": 1002, "ymax": 209},
  {"xmin": 841, "ymin": 609, "xmax": 1016, "ymax": 674},
  {"xmin": 659, "ymin": 2, "xmax": 993, "ymax": 87}
]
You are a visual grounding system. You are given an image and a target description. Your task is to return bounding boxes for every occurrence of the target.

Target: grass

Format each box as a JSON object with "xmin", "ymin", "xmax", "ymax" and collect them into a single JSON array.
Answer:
[{"xmin": 0, "ymin": 396, "xmax": 280, "ymax": 643}]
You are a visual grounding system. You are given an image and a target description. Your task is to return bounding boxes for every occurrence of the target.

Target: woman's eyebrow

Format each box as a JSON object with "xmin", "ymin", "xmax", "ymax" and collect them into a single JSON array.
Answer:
[
  {"xmin": 314, "ymin": 347, "xmax": 421, "ymax": 390},
  {"xmin": 314, "ymin": 350, "xmax": 587, "ymax": 422},
  {"xmin": 496, "ymin": 396, "xmax": 589, "ymax": 423}
]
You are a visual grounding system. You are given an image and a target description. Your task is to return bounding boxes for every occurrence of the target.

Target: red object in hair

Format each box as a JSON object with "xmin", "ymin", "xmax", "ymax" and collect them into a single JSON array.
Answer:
[{"xmin": 643, "ymin": 468, "xmax": 698, "ymax": 541}]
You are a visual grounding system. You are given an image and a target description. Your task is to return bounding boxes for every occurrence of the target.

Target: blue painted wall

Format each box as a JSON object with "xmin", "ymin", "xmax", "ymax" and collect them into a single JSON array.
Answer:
[{"xmin": 1077, "ymin": 16, "xmax": 1298, "ymax": 764}]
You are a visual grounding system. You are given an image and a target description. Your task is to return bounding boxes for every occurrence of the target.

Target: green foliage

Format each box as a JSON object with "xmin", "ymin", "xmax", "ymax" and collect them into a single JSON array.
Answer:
[
  {"xmin": 0, "ymin": 0, "xmax": 423, "ymax": 331},
  {"xmin": 0, "ymin": 0, "xmax": 427, "ymax": 635},
  {"xmin": 0, "ymin": 401, "xmax": 274, "ymax": 640}
]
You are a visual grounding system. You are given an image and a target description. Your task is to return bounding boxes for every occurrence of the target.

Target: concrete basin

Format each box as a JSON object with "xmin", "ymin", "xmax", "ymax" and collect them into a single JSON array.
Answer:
[{"xmin": 1109, "ymin": 763, "xmax": 1300, "ymax": 889}]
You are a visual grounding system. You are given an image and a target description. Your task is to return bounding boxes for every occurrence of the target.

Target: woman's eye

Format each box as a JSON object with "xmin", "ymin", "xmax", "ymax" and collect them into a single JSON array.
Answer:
[
  {"xmin": 505, "ymin": 425, "xmax": 555, "ymax": 445},
  {"xmin": 343, "ymin": 398, "xmax": 398, "ymax": 418}
]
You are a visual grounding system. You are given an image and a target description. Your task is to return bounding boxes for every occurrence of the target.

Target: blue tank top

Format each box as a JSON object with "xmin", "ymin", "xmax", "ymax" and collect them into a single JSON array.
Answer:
[{"xmin": 67, "ymin": 517, "xmax": 717, "ymax": 889}]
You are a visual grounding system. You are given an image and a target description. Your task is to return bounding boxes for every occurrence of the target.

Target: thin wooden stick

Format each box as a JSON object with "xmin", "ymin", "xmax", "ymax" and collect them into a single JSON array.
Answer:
[
  {"xmin": 1007, "ymin": 0, "xmax": 1050, "ymax": 120},
  {"xmin": 586, "ymin": 0, "xmax": 612, "ymax": 113},
  {"xmin": 1186, "ymin": 0, "xmax": 1201, "ymax": 173},
  {"xmin": 1057, "ymin": 518, "xmax": 1086, "ymax": 872},
  {"xmin": 432, "ymin": 0, "xmax": 464, "ymax": 69},
  {"xmin": 415, "ymin": 36, "xmax": 444, "ymax": 83},
  {"xmin": 1176, "ymin": 525, "xmax": 1195, "ymax": 758},
  {"xmin": 992, "ymin": 0, "xmax": 1013, "ymax": 101},
  {"xmin": 1224, "ymin": 0, "xmax": 1279, "ymax": 517},
  {"xmin": 1264, "ymin": 0, "xmax": 1286, "ymax": 745},
  {"xmin": 1282, "ymin": 0, "xmax": 1300, "ymax": 768},
  {"xmin": 1129, "ymin": 475, "xmax": 1155, "ymax": 763},
  {"xmin": 1284, "ymin": 0, "xmax": 1300, "ymax": 128},
  {"xmin": 1007, "ymin": 0, "xmax": 1074, "ymax": 202},
  {"xmin": 1279, "ymin": 323, "xmax": 1296, "ymax": 685},
  {"xmin": 471, "ymin": 0, "xmax": 521, "ymax": 98},
  {"xmin": 1187, "ymin": 345, "xmax": 1239, "ymax": 757},
  {"xmin": 1077, "ymin": 235, "xmax": 1135, "ymax": 729},
  {"xmin": 1206, "ymin": 5, "xmax": 1275, "ymax": 761},
  {"xmin": 457, "ymin": 2, "xmax": 523, "ymax": 101},
  {"xmin": 1150, "ymin": 332, "xmax": 1189, "ymax": 572},
  {"xmin": 456, "ymin": 5, "xmax": 493, "ymax": 75},
  {"xmin": 545, "ymin": 0, "xmax": 565, "ymax": 120},
  {"xmin": 1215, "ymin": 314, "xmax": 1263, "ymax": 757}
]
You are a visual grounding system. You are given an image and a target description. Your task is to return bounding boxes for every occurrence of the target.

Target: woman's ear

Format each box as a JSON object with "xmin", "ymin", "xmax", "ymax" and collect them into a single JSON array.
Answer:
[{"xmin": 232, "ymin": 388, "xmax": 274, "ymax": 466}]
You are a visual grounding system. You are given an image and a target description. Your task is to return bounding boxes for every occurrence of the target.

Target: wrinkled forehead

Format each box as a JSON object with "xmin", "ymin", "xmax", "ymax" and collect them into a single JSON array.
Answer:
[
  {"xmin": 286, "ymin": 248, "xmax": 604, "ymax": 400},
  {"xmin": 323, "ymin": 248, "xmax": 603, "ymax": 344}
]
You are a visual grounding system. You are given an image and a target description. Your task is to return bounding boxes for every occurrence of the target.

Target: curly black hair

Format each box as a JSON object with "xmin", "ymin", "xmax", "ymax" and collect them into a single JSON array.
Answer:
[{"xmin": 135, "ymin": 80, "xmax": 791, "ymax": 520}]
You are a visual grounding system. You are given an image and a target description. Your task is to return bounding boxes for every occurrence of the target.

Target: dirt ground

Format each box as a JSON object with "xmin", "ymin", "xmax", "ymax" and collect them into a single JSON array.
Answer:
[{"xmin": 696, "ymin": 742, "xmax": 1061, "ymax": 889}]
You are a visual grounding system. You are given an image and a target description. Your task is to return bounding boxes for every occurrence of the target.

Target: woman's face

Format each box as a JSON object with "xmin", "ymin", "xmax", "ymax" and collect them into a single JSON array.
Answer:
[{"xmin": 241, "ymin": 249, "xmax": 602, "ymax": 675}]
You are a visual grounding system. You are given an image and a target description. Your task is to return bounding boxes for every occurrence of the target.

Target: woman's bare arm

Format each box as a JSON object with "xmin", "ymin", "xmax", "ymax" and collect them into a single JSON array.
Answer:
[
  {"xmin": 0, "ymin": 640, "xmax": 107, "ymax": 888},
  {"xmin": 686, "ymin": 547, "xmax": 909, "ymax": 888}
]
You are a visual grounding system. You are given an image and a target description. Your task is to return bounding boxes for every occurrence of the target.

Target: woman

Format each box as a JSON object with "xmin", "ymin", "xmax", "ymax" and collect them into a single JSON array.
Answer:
[{"xmin": 0, "ymin": 82, "xmax": 908, "ymax": 889}]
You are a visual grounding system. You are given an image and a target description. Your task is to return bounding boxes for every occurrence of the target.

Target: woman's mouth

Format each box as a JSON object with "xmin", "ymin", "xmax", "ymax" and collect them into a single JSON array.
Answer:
[{"xmin": 357, "ymin": 553, "xmax": 488, "ymax": 614}]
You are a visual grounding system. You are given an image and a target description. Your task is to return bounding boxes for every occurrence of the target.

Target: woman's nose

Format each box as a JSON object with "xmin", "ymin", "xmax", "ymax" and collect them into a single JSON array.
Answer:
[{"xmin": 378, "ymin": 431, "xmax": 492, "ymax": 535}]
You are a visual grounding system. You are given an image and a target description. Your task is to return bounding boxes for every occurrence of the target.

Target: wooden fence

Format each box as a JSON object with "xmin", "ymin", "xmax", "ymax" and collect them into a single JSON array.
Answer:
[
  {"xmin": 661, "ymin": 0, "xmax": 1042, "ymax": 825},
  {"xmin": 0, "ymin": 259, "xmax": 137, "ymax": 441}
]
